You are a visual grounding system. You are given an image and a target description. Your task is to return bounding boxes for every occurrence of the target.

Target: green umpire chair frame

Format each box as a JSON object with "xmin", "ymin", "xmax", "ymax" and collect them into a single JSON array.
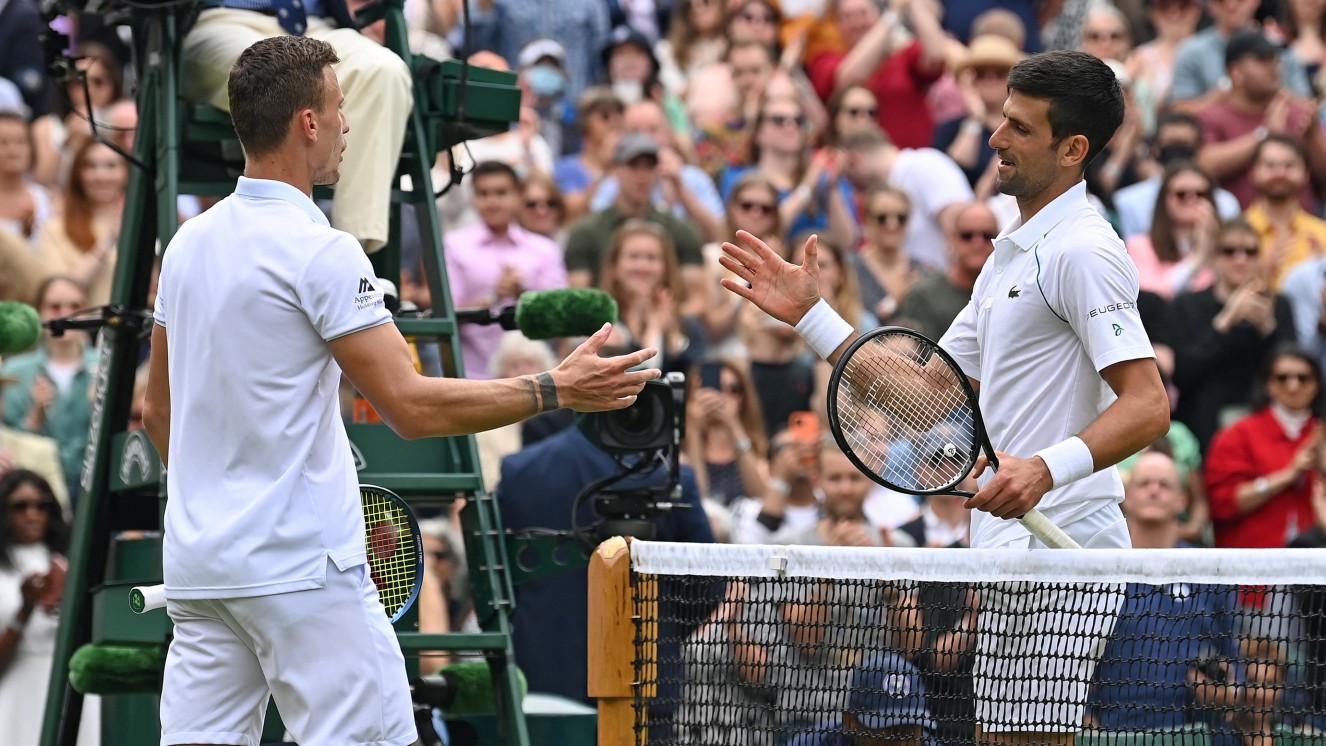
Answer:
[{"xmin": 38, "ymin": 2, "xmax": 532, "ymax": 743}]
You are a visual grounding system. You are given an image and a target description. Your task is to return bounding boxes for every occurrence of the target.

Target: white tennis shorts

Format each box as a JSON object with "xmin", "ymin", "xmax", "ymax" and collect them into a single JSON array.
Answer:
[
  {"xmin": 973, "ymin": 502, "xmax": 1129, "ymax": 732},
  {"xmin": 160, "ymin": 560, "xmax": 417, "ymax": 746}
]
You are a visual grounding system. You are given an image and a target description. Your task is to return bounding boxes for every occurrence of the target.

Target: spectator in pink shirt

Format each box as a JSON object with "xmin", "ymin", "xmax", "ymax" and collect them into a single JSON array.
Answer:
[{"xmin": 444, "ymin": 161, "xmax": 567, "ymax": 379}]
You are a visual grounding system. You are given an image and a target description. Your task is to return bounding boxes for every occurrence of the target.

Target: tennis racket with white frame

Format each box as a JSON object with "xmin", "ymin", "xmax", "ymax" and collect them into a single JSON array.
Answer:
[
  {"xmin": 825, "ymin": 326, "xmax": 1080, "ymax": 549},
  {"xmin": 131, "ymin": 484, "xmax": 425, "ymax": 621}
]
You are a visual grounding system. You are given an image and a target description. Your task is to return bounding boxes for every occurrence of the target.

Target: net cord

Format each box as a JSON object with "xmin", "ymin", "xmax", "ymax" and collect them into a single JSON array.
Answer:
[{"xmin": 627, "ymin": 541, "xmax": 1326, "ymax": 585}]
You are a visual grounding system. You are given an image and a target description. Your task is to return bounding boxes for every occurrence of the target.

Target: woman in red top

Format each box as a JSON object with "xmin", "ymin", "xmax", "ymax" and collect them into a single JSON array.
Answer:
[{"xmin": 1204, "ymin": 344, "xmax": 1323, "ymax": 548}]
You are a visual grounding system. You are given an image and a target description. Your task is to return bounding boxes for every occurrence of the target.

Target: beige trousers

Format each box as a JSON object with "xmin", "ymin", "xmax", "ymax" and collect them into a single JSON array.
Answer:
[{"xmin": 182, "ymin": 9, "xmax": 413, "ymax": 252}]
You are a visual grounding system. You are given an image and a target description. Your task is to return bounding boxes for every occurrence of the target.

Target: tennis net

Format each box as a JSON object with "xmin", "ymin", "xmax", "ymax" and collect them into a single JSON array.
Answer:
[{"xmin": 587, "ymin": 539, "xmax": 1326, "ymax": 746}]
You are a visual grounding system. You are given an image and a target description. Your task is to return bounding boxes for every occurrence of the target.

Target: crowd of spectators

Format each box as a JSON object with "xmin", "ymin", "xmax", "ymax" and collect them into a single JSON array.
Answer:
[{"xmin": 7, "ymin": 0, "xmax": 1326, "ymax": 741}]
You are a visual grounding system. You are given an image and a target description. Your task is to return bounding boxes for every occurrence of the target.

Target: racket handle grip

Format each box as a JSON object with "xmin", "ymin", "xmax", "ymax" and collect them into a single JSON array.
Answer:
[
  {"xmin": 129, "ymin": 584, "xmax": 167, "ymax": 614},
  {"xmin": 1019, "ymin": 509, "xmax": 1081, "ymax": 549}
]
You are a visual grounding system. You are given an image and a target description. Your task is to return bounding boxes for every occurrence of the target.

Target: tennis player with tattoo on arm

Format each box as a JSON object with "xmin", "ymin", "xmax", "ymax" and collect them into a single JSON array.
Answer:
[
  {"xmin": 141, "ymin": 37, "xmax": 658, "ymax": 746},
  {"xmin": 719, "ymin": 51, "xmax": 1170, "ymax": 745}
]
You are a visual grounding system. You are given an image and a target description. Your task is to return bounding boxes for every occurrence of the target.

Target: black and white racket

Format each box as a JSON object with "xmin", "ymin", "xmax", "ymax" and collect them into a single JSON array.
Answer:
[
  {"xmin": 131, "ymin": 484, "xmax": 426, "ymax": 621},
  {"xmin": 826, "ymin": 327, "xmax": 1080, "ymax": 548}
]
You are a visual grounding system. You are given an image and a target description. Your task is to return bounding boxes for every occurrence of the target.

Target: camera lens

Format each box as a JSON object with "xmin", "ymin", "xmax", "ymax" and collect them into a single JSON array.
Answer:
[{"xmin": 605, "ymin": 391, "xmax": 667, "ymax": 446}]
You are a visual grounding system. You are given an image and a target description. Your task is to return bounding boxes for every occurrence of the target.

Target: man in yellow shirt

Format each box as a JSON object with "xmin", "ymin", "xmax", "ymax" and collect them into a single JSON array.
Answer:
[{"xmin": 1242, "ymin": 134, "xmax": 1326, "ymax": 289}]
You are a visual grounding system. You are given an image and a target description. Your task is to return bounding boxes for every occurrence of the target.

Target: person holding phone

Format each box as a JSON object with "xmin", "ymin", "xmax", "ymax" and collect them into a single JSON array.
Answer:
[{"xmin": 684, "ymin": 359, "xmax": 769, "ymax": 507}]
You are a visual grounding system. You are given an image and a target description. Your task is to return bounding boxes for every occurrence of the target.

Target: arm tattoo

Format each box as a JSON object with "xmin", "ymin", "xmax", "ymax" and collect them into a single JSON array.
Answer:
[
  {"xmin": 523, "ymin": 375, "xmax": 540, "ymax": 414},
  {"xmin": 536, "ymin": 372, "xmax": 559, "ymax": 412}
]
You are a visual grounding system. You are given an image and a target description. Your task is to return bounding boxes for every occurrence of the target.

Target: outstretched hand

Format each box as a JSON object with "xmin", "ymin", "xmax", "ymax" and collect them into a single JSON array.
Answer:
[
  {"xmin": 719, "ymin": 231, "xmax": 823, "ymax": 327},
  {"xmin": 551, "ymin": 323, "xmax": 662, "ymax": 412}
]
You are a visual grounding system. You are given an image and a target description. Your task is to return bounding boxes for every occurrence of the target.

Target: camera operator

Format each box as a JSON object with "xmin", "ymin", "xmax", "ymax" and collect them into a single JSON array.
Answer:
[{"xmin": 496, "ymin": 375, "xmax": 714, "ymax": 724}]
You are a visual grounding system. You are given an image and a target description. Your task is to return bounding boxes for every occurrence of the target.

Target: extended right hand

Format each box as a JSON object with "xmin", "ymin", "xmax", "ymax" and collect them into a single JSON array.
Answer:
[
  {"xmin": 719, "ymin": 231, "xmax": 822, "ymax": 327},
  {"xmin": 550, "ymin": 323, "xmax": 661, "ymax": 412}
]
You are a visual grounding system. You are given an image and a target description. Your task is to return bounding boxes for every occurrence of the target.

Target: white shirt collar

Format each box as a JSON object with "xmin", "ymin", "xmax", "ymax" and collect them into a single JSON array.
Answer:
[
  {"xmin": 234, "ymin": 176, "xmax": 330, "ymax": 227},
  {"xmin": 998, "ymin": 180, "xmax": 1090, "ymax": 252}
]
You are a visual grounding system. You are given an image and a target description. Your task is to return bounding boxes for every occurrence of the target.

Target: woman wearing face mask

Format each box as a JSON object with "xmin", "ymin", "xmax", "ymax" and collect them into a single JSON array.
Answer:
[{"xmin": 601, "ymin": 25, "xmax": 690, "ymax": 137}]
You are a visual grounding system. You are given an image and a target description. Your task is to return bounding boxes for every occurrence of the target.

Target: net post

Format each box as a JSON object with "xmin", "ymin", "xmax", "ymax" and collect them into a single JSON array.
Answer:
[{"xmin": 589, "ymin": 536, "xmax": 652, "ymax": 745}]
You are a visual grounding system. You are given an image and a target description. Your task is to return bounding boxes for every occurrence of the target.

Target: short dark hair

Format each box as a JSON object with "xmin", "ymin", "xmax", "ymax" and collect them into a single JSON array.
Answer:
[
  {"xmin": 1156, "ymin": 111, "xmax": 1201, "ymax": 134},
  {"xmin": 1253, "ymin": 133, "xmax": 1308, "ymax": 167},
  {"xmin": 471, "ymin": 160, "xmax": 521, "ymax": 188},
  {"xmin": 1007, "ymin": 50, "xmax": 1124, "ymax": 169},
  {"xmin": 227, "ymin": 36, "xmax": 340, "ymax": 157},
  {"xmin": 0, "ymin": 470, "xmax": 68, "ymax": 569}
]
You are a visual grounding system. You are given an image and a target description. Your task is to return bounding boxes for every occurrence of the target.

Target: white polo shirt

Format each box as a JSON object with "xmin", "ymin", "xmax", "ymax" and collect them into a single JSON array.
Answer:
[
  {"xmin": 939, "ymin": 181, "xmax": 1154, "ymax": 548},
  {"xmin": 154, "ymin": 177, "xmax": 392, "ymax": 598}
]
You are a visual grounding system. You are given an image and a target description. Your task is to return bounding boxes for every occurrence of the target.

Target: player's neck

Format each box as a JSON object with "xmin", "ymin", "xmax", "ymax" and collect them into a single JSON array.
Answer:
[
  {"xmin": 1015, "ymin": 175, "xmax": 1081, "ymax": 225},
  {"xmin": 244, "ymin": 153, "xmax": 314, "ymax": 197}
]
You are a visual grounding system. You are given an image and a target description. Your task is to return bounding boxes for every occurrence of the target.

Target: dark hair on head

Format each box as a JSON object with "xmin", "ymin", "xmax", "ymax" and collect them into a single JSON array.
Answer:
[
  {"xmin": 58, "ymin": 42, "xmax": 124, "ymax": 118},
  {"xmin": 1149, "ymin": 161, "xmax": 1216, "ymax": 263},
  {"xmin": 1253, "ymin": 133, "xmax": 1308, "ymax": 168},
  {"xmin": 1251, "ymin": 342, "xmax": 1325, "ymax": 415},
  {"xmin": 227, "ymin": 36, "xmax": 340, "ymax": 157},
  {"xmin": 1156, "ymin": 110, "xmax": 1201, "ymax": 133},
  {"xmin": 0, "ymin": 470, "xmax": 68, "ymax": 569},
  {"xmin": 471, "ymin": 160, "xmax": 521, "ymax": 188},
  {"xmin": 1007, "ymin": 50, "xmax": 1124, "ymax": 170}
]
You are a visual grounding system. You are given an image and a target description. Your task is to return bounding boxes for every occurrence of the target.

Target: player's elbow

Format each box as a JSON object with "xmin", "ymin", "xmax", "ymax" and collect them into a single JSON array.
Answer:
[{"xmin": 1140, "ymin": 390, "xmax": 1171, "ymax": 444}]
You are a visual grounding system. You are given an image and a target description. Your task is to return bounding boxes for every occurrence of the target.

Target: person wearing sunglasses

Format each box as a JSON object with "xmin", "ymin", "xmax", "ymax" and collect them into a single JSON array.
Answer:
[
  {"xmin": 1168, "ymin": 218, "xmax": 1296, "ymax": 453},
  {"xmin": 721, "ymin": 95, "xmax": 857, "ymax": 251},
  {"xmin": 896, "ymin": 201, "xmax": 998, "ymax": 340},
  {"xmin": 1242, "ymin": 135, "xmax": 1326, "ymax": 290},
  {"xmin": 805, "ymin": 0, "xmax": 949, "ymax": 150},
  {"xmin": 1205, "ymin": 344, "xmax": 1323, "ymax": 549},
  {"xmin": 1126, "ymin": 161, "xmax": 1220, "ymax": 299},
  {"xmin": 706, "ymin": 175, "xmax": 787, "ymax": 357},
  {"xmin": 0, "ymin": 469, "xmax": 92, "ymax": 746},
  {"xmin": 824, "ymin": 85, "xmax": 882, "ymax": 147},
  {"xmin": 936, "ymin": 35, "xmax": 1023, "ymax": 187},
  {"xmin": 849, "ymin": 185, "xmax": 931, "ymax": 324}
]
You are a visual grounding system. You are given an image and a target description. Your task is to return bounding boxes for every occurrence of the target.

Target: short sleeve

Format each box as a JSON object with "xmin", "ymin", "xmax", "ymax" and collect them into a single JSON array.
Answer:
[
  {"xmin": 153, "ymin": 262, "xmax": 167, "ymax": 328},
  {"xmin": 294, "ymin": 235, "xmax": 393, "ymax": 341},
  {"xmin": 1047, "ymin": 235, "xmax": 1155, "ymax": 372},
  {"xmin": 938, "ymin": 297, "xmax": 981, "ymax": 380}
]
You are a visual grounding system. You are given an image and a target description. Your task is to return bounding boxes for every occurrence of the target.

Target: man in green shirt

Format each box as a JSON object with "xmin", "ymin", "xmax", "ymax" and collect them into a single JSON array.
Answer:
[
  {"xmin": 564, "ymin": 132, "xmax": 707, "ymax": 310},
  {"xmin": 897, "ymin": 201, "xmax": 997, "ymax": 339}
]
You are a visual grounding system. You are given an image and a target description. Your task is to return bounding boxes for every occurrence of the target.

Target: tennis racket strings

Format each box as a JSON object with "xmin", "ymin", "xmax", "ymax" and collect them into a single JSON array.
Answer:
[
  {"xmin": 834, "ymin": 333, "xmax": 978, "ymax": 492},
  {"xmin": 362, "ymin": 487, "xmax": 420, "ymax": 620}
]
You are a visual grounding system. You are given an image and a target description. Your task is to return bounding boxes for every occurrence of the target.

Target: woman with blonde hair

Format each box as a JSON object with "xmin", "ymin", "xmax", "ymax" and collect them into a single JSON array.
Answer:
[
  {"xmin": 684, "ymin": 357, "xmax": 769, "ymax": 505},
  {"xmin": 600, "ymin": 219, "xmax": 706, "ymax": 375},
  {"xmin": 849, "ymin": 184, "xmax": 930, "ymax": 324}
]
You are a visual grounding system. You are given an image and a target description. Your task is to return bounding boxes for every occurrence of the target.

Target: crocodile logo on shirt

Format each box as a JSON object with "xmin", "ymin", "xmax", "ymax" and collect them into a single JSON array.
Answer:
[{"xmin": 1007, "ymin": 286, "xmax": 1021, "ymax": 298}]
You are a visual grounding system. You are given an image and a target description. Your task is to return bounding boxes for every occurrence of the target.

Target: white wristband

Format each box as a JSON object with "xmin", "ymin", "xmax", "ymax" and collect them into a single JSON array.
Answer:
[
  {"xmin": 793, "ymin": 298, "xmax": 854, "ymax": 360},
  {"xmin": 1033, "ymin": 436, "xmax": 1095, "ymax": 490}
]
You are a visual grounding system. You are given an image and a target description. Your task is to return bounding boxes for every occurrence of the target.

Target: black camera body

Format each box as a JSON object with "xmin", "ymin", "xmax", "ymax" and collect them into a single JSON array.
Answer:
[
  {"xmin": 578, "ymin": 372, "xmax": 688, "ymax": 542},
  {"xmin": 580, "ymin": 373, "xmax": 686, "ymax": 454}
]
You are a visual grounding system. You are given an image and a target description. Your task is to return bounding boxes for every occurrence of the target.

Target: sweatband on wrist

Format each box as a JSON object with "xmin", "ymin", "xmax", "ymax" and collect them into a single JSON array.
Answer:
[
  {"xmin": 794, "ymin": 299, "xmax": 854, "ymax": 360},
  {"xmin": 1033, "ymin": 436, "xmax": 1095, "ymax": 490}
]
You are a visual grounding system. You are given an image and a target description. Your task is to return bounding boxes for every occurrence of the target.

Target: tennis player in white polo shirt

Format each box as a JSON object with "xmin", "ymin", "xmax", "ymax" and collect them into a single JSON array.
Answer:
[
  {"xmin": 718, "ymin": 50, "xmax": 1170, "ymax": 745},
  {"xmin": 141, "ymin": 36, "xmax": 659, "ymax": 746}
]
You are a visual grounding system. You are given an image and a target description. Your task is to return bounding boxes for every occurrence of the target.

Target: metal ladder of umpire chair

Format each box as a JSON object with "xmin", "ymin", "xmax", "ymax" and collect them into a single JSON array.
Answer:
[{"xmin": 38, "ymin": 2, "xmax": 529, "ymax": 743}]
